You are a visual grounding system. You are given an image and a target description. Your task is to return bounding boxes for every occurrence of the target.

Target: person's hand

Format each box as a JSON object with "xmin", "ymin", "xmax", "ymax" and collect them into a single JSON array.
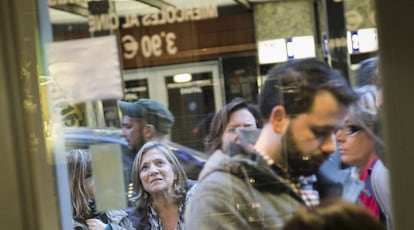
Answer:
[{"xmin": 85, "ymin": 218, "xmax": 107, "ymax": 230}]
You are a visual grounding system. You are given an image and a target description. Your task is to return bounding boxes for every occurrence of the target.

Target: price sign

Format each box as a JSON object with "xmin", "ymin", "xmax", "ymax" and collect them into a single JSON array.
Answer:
[{"xmin": 122, "ymin": 31, "xmax": 177, "ymax": 59}]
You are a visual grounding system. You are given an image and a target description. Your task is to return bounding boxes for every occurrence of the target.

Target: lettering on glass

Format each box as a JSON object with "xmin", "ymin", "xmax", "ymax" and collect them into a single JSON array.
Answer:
[
  {"xmin": 49, "ymin": 2, "xmax": 218, "ymax": 60},
  {"xmin": 121, "ymin": 31, "xmax": 177, "ymax": 59}
]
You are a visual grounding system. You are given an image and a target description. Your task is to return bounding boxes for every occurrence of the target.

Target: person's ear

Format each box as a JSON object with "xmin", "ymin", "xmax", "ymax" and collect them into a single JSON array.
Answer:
[
  {"xmin": 143, "ymin": 124, "xmax": 155, "ymax": 140},
  {"xmin": 269, "ymin": 106, "xmax": 288, "ymax": 133}
]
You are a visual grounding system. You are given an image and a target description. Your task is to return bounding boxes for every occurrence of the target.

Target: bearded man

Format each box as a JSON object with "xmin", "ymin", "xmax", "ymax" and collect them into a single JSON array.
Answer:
[{"xmin": 185, "ymin": 58, "xmax": 358, "ymax": 229}]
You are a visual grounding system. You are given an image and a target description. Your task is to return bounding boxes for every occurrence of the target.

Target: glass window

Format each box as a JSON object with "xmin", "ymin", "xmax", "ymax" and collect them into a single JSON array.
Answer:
[{"xmin": 32, "ymin": 0, "xmax": 389, "ymax": 229}]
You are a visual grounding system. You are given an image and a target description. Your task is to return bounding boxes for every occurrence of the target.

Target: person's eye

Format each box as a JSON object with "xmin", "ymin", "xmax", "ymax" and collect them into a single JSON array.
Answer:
[
  {"xmin": 141, "ymin": 165, "xmax": 148, "ymax": 171},
  {"xmin": 311, "ymin": 128, "xmax": 332, "ymax": 139},
  {"xmin": 156, "ymin": 160, "xmax": 164, "ymax": 166},
  {"xmin": 227, "ymin": 128, "xmax": 236, "ymax": 133},
  {"xmin": 347, "ymin": 125, "xmax": 362, "ymax": 135}
]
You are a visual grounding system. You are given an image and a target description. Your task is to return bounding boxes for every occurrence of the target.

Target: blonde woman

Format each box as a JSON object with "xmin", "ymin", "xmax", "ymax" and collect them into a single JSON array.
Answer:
[
  {"xmin": 67, "ymin": 149, "xmax": 134, "ymax": 230},
  {"xmin": 128, "ymin": 142, "xmax": 197, "ymax": 230}
]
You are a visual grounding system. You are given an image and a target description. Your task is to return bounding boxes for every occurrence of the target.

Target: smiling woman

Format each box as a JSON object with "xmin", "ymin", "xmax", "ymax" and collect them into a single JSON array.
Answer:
[{"xmin": 128, "ymin": 142, "xmax": 197, "ymax": 230}]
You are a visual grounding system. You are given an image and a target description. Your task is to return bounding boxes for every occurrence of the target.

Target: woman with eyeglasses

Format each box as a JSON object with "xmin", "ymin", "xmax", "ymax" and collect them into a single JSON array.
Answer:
[{"xmin": 335, "ymin": 85, "xmax": 384, "ymax": 223}]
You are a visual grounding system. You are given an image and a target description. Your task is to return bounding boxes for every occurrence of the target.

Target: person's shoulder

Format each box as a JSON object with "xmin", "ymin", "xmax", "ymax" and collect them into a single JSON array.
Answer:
[
  {"xmin": 193, "ymin": 168, "xmax": 242, "ymax": 196},
  {"xmin": 371, "ymin": 160, "xmax": 392, "ymax": 215},
  {"xmin": 197, "ymin": 168, "xmax": 234, "ymax": 185},
  {"xmin": 194, "ymin": 166, "xmax": 259, "ymax": 201},
  {"xmin": 200, "ymin": 146, "xmax": 265, "ymax": 183}
]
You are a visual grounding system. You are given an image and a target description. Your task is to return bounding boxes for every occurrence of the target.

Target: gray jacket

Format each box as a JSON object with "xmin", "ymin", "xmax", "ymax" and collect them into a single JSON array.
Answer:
[
  {"xmin": 184, "ymin": 143, "xmax": 303, "ymax": 230},
  {"xmin": 371, "ymin": 160, "xmax": 393, "ymax": 230}
]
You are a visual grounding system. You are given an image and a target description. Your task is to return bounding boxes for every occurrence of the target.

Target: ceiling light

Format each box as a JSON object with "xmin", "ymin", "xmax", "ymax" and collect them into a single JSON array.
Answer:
[{"xmin": 173, "ymin": 73, "xmax": 192, "ymax": 83}]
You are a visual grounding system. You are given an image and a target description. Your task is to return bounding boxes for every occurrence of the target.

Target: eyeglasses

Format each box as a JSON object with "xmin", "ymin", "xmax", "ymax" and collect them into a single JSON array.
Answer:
[{"xmin": 335, "ymin": 125, "xmax": 363, "ymax": 136}]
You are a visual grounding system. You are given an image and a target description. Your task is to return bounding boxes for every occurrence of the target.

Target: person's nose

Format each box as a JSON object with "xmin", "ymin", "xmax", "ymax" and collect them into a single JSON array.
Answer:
[
  {"xmin": 232, "ymin": 133, "xmax": 239, "ymax": 143},
  {"xmin": 120, "ymin": 128, "xmax": 127, "ymax": 137},
  {"xmin": 335, "ymin": 130, "xmax": 345, "ymax": 143},
  {"xmin": 320, "ymin": 134, "xmax": 336, "ymax": 154},
  {"xmin": 148, "ymin": 164, "xmax": 159, "ymax": 175}
]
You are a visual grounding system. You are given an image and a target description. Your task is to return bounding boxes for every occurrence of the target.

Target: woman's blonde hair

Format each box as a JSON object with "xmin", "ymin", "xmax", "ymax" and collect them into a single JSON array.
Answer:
[{"xmin": 66, "ymin": 149, "xmax": 93, "ymax": 219}]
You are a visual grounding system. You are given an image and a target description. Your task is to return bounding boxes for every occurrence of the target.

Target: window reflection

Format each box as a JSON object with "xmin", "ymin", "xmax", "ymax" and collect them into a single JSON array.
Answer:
[{"xmin": 39, "ymin": 0, "xmax": 389, "ymax": 229}]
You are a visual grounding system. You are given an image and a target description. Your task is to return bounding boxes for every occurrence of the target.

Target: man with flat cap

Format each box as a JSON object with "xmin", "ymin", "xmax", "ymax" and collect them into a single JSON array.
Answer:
[{"xmin": 117, "ymin": 98, "xmax": 204, "ymax": 185}]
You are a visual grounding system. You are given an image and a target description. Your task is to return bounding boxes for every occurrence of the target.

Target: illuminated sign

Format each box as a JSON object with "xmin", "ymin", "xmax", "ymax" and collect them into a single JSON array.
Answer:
[
  {"xmin": 258, "ymin": 39, "xmax": 287, "ymax": 64},
  {"xmin": 290, "ymin": 36, "xmax": 316, "ymax": 59},
  {"xmin": 347, "ymin": 28, "xmax": 378, "ymax": 54},
  {"xmin": 258, "ymin": 36, "xmax": 316, "ymax": 64}
]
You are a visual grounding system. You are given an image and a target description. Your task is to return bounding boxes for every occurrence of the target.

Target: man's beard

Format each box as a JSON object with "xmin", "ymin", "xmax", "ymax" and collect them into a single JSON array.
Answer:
[
  {"xmin": 131, "ymin": 130, "xmax": 146, "ymax": 154},
  {"xmin": 280, "ymin": 126, "xmax": 328, "ymax": 178}
]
